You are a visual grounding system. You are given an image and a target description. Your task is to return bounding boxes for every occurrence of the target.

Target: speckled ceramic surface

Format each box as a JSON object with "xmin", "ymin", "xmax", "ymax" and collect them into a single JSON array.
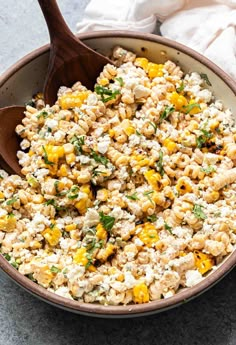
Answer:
[{"xmin": 0, "ymin": 31, "xmax": 236, "ymax": 318}]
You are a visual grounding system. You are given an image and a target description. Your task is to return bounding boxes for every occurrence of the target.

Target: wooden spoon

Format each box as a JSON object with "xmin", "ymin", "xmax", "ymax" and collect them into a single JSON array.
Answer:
[
  {"xmin": 38, "ymin": 0, "xmax": 113, "ymax": 105},
  {"xmin": 0, "ymin": 106, "xmax": 25, "ymax": 176}
]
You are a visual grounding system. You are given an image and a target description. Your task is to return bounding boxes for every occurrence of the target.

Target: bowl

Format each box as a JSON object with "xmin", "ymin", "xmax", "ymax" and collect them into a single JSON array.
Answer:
[{"xmin": 0, "ymin": 31, "xmax": 236, "ymax": 318}]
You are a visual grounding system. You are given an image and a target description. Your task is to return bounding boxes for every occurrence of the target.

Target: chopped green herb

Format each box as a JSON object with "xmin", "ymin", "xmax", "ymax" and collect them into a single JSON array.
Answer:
[
  {"xmin": 193, "ymin": 204, "xmax": 207, "ymax": 220},
  {"xmin": 37, "ymin": 111, "xmax": 49, "ymax": 119},
  {"xmin": 95, "ymin": 85, "xmax": 120, "ymax": 103},
  {"xmin": 126, "ymin": 192, "xmax": 139, "ymax": 201},
  {"xmin": 143, "ymin": 190, "xmax": 154, "ymax": 205},
  {"xmin": 183, "ymin": 103, "xmax": 201, "ymax": 114},
  {"xmin": 200, "ymin": 73, "xmax": 212, "ymax": 86},
  {"xmin": 149, "ymin": 235, "xmax": 156, "ymax": 238},
  {"xmin": 92, "ymin": 169, "xmax": 104, "ymax": 177},
  {"xmin": 25, "ymin": 99, "xmax": 36, "ymax": 107},
  {"xmin": 7, "ymin": 212, "xmax": 15, "ymax": 218},
  {"xmin": 62, "ymin": 268, "xmax": 68, "ymax": 275},
  {"xmin": 6, "ymin": 196, "xmax": 18, "ymax": 205},
  {"xmin": 44, "ymin": 199, "xmax": 65, "ymax": 212},
  {"xmin": 27, "ymin": 273, "xmax": 36, "ymax": 282},
  {"xmin": 149, "ymin": 121, "xmax": 157, "ymax": 133},
  {"xmin": 85, "ymin": 253, "xmax": 93, "ymax": 269},
  {"xmin": 200, "ymin": 165, "xmax": 216, "ymax": 174},
  {"xmin": 156, "ymin": 150, "xmax": 164, "ymax": 176},
  {"xmin": 115, "ymin": 77, "xmax": 124, "ymax": 86},
  {"xmin": 164, "ymin": 222, "xmax": 173, "ymax": 234},
  {"xmin": 196, "ymin": 129, "xmax": 213, "ymax": 148},
  {"xmin": 42, "ymin": 146, "xmax": 54, "ymax": 166},
  {"xmin": 71, "ymin": 185, "xmax": 79, "ymax": 193},
  {"xmin": 91, "ymin": 150, "xmax": 109, "ymax": 167},
  {"xmin": 3, "ymin": 253, "xmax": 11, "ymax": 261},
  {"xmin": 160, "ymin": 105, "xmax": 175, "ymax": 122},
  {"xmin": 147, "ymin": 215, "xmax": 157, "ymax": 222},
  {"xmin": 214, "ymin": 211, "xmax": 221, "ymax": 217},
  {"xmin": 68, "ymin": 194, "xmax": 78, "ymax": 200},
  {"xmin": 49, "ymin": 223, "xmax": 55, "ymax": 229},
  {"xmin": 11, "ymin": 261, "xmax": 19, "ymax": 269},
  {"xmin": 0, "ymin": 174, "xmax": 3, "ymax": 179},
  {"xmin": 176, "ymin": 81, "xmax": 185, "ymax": 93},
  {"xmin": 70, "ymin": 135, "xmax": 85, "ymax": 155},
  {"xmin": 135, "ymin": 130, "xmax": 141, "ymax": 136},
  {"xmin": 99, "ymin": 211, "xmax": 115, "ymax": 232},
  {"xmin": 50, "ymin": 265, "xmax": 61, "ymax": 273}
]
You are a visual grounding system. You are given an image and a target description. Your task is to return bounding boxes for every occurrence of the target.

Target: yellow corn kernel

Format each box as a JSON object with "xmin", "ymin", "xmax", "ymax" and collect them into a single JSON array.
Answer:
[
  {"xmin": 169, "ymin": 91, "xmax": 188, "ymax": 111},
  {"xmin": 147, "ymin": 62, "xmax": 164, "ymax": 78},
  {"xmin": 0, "ymin": 192, "xmax": 4, "ymax": 199},
  {"xmin": 133, "ymin": 282, "xmax": 149, "ymax": 304},
  {"xmin": 28, "ymin": 150, "xmax": 34, "ymax": 157},
  {"xmin": 96, "ymin": 223, "xmax": 107, "ymax": 240},
  {"xmin": 188, "ymin": 99, "xmax": 201, "ymax": 115},
  {"xmin": 34, "ymin": 266, "xmax": 53, "ymax": 287},
  {"xmin": 75, "ymin": 197, "xmax": 88, "ymax": 214},
  {"xmin": 163, "ymin": 138, "xmax": 177, "ymax": 153},
  {"xmin": 204, "ymin": 191, "xmax": 220, "ymax": 203},
  {"xmin": 194, "ymin": 250, "xmax": 214, "ymax": 275},
  {"xmin": 58, "ymin": 91, "xmax": 89, "ymax": 110},
  {"xmin": 98, "ymin": 77, "xmax": 109, "ymax": 86},
  {"xmin": 66, "ymin": 153, "xmax": 76, "ymax": 165},
  {"xmin": 96, "ymin": 243, "xmax": 116, "ymax": 262},
  {"xmin": 30, "ymin": 240, "xmax": 42, "ymax": 250},
  {"xmin": 58, "ymin": 164, "xmax": 69, "ymax": 177},
  {"xmin": 81, "ymin": 184, "xmax": 93, "ymax": 199},
  {"xmin": 42, "ymin": 226, "xmax": 61, "ymax": 246},
  {"xmin": 32, "ymin": 194, "xmax": 45, "ymax": 204},
  {"xmin": 136, "ymin": 223, "xmax": 159, "ymax": 247},
  {"xmin": 121, "ymin": 119, "xmax": 136, "ymax": 136},
  {"xmin": 73, "ymin": 247, "xmax": 88, "ymax": 265},
  {"xmin": 117, "ymin": 273, "xmax": 124, "ymax": 282},
  {"xmin": 96, "ymin": 188, "xmax": 109, "ymax": 201},
  {"xmin": 44, "ymin": 145, "xmax": 65, "ymax": 158},
  {"xmin": 176, "ymin": 177, "xmax": 192, "ymax": 195},
  {"xmin": 131, "ymin": 154, "xmax": 150, "ymax": 169},
  {"xmin": 134, "ymin": 57, "xmax": 149, "ymax": 70},
  {"xmin": 109, "ymin": 129, "xmax": 115, "ymax": 137},
  {"xmin": 88, "ymin": 265, "xmax": 97, "ymax": 272},
  {"xmin": 65, "ymin": 223, "xmax": 77, "ymax": 232},
  {"xmin": 0, "ymin": 215, "xmax": 16, "ymax": 232},
  {"xmin": 209, "ymin": 120, "xmax": 220, "ymax": 131},
  {"xmin": 124, "ymin": 126, "xmax": 135, "ymax": 136},
  {"xmin": 144, "ymin": 170, "xmax": 162, "ymax": 191}
]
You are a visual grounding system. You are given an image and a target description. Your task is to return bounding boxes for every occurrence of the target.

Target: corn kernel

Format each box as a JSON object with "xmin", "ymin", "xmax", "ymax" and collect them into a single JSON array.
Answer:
[
  {"xmin": 32, "ymin": 194, "xmax": 45, "ymax": 204},
  {"xmin": 163, "ymin": 138, "xmax": 177, "ymax": 153},
  {"xmin": 96, "ymin": 243, "xmax": 116, "ymax": 262},
  {"xmin": 96, "ymin": 188, "xmax": 109, "ymax": 201},
  {"xmin": 194, "ymin": 250, "xmax": 214, "ymax": 275},
  {"xmin": 58, "ymin": 164, "xmax": 69, "ymax": 177},
  {"xmin": 0, "ymin": 215, "xmax": 16, "ymax": 232},
  {"xmin": 136, "ymin": 223, "xmax": 159, "ymax": 247},
  {"xmin": 133, "ymin": 282, "xmax": 149, "ymax": 303},
  {"xmin": 30, "ymin": 240, "xmax": 42, "ymax": 249},
  {"xmin": 176, "ymin": 177, "xmax": 192, "ymax": 195},
  {"xmin": 188, "ymin": 99, "xmax": 201, "ymax": 115},
  {"xmin": 73, "ymin": 247, "xmax": 88, "ymax": 266},
  {"xmin": 28, "ymin": 150, "xmax": 34, "ymax": 157},
  {"xmin": 66, "ymin": 153, "xmax": 76, "ymax": 164},
  {"xmin": 42, "ymin": 226, "xmax": 61, "ymax": 246},
  {"xmin": 65, "ymin": 224, "xmax": 77, "ymax": 232},
  {"xmin": 109, "ymin": 129, "xmax": 115, "ymax": 137},
  {"xmin": 117, "ymin": 273, "xmax": 124, "ymax": 282},
  {"xmin": 169, "ymin": 91, "xmax": 188, "ymax": 111},
  {"xmin": 75, "ymin": 197, "xmax": 88, "ymax": 214},
  {"xmin": 59, "ymin": 91, "xmax": 89, "ymax": 110},
  {"xmin": 134, "ymin": 57, "xmax": 149, "ymax": 70},
  {"xmin": 98, "ymin": 78, "xmax": 109, "ymax": 86},
  {"xmin": 63, "ymin": 143, "xmax": 74, "ymax": 154},
  {"xmin": 144, "ymin": 170, "xmax": 162, "ymax": 191},
  {"xmin": 88, "ymin": 265, "xmax": 96, "ymax": 272},
  {"xmin": 96, "ymin": 223, "xmax": 107, "ymax": 240},
  {"xmin": 0, "ymin": 192, "xmax": 4, "ymax": 199},
  {"xmin": 147, "ymin": 62, "xmax": 164, "ymax": 78}
]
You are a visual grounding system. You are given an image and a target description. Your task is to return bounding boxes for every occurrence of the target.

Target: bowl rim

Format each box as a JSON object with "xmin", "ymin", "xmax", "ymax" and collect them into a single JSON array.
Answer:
[{"xmin": 0, "ymin": 30, "xmax": 236, "ymax": 316}]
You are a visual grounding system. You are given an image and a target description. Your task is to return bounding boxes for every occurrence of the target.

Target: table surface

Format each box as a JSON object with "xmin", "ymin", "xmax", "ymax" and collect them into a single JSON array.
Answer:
[{"xmin": 0, "ymin": 1, "xmax": 236, "ymax": 345}]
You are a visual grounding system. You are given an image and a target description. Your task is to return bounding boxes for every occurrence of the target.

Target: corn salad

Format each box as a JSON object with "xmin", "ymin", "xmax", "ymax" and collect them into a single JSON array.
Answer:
[{"xmin": 0, "ymin": 46, "xmax": 236, "ymax": 305}]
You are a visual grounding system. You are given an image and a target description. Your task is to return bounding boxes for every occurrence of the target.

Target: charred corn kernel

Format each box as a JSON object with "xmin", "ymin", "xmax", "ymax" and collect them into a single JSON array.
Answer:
[
  {"xmin": 75, "ymin": 197, "xmax": 88, "ymax": 214},
  {"xmin": 98, "ymin": 77, "xmax": 109, "ymax": 86},
  {"xmin": 65, "ymin": 223, "xmax": 77, "ymax": 232},
  {"xmin": 32, "ymin": 194, "xmax": 45, "ymax": 204},
  {"xmin": 163, "ymin": 138, "xmax": 177, "ymax": 153},
  {"xmin": 194, "ymin": 250, "xmax": 214, "ymax": 275},
  {"xmin": 58, "ymin": 164, "xmax": 69, "ymax": 177},
  {"xmin": 30, "ymin": 240, "xmax": 42, "ymax": 250},
  {"xmin": 134, "ymin": 57, "xmax": 149, "ymax": 70},
  {"xmin": 96, "ymin": 188, "xmax": 109, "ymax": 201},
  {"xmin": 34, "ymin": 92, "xmax": 44, "ymax": 100},
  {"xmin": 169, "ymin": 91, "xmax": 188, "ymax": 111},
  {"xmin": 96, "ymin": 223, "xmax": 107, "ymax": 240},
  {"xmin": 133, "ymin": 282, "xmax": 149, "ymax": 303},
  {"xmin": 147, "ymin": 62, "xmax": 164, "ymax": 78},
  {"xmin": 209, "ymin": 120, "xmax": 220, "ymax": 131},
  {"xmin": 0, "ymin": 215, "xmax": 16, "ymax": 232},
  {"xmin": 136, "ymin": 223, "xmax": 159, "ymax": 247},
  {"xmin": 109, "ymin": 129, "xmax": 115, "ymax": 137},
  {"xmin": 28, "ymin": 150, "xmax": 34, "ymax": 157},
  {"xmin": 73, "ymin": 247, "xmax": 88, "ymax": 265},
  {"xmin": 0, "ymin": 192, "xmax": 4, "ymax": 199},
  {"xmin": 188, "ymin": 99, "xmax": 201, "ymax": 115},
  {"xmin": 66, "ymin": 153, "xmax": 76, "ymax": 164},
  {"xmin": 144, "ymin": 170, "xmax": 162, "ymax": 191},
  {"xmin": 58, "ymin": 91, "xmax": 89, "ymax": 110},
  {"xmin": 42, "ymin": 226, "xmax": 61, "ymax": 246},
  {"xmin": 96, "ymin": 243, "xmax": 116, "ymax": 262},
  {"xmin": 176, "ymin": 177, "xmax": 192, "ymax": 195}
]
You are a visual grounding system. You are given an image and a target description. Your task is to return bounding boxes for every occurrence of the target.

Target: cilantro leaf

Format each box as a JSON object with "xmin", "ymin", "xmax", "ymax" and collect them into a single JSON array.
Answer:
[
  {"xmin": 6, "ymin": 196, "xmax": 18, "ymax": 205},
  {"xmin": 160, "ymin": 105, "xmax": 175, "ymax": 122},
  {"xmin": 196, "ymin": 129, "xmax": 213, "ymax": 148},
  {"xmin": 126, "ymin": 192, "xmax": 139, "ymax": 201},
  {"xmin": 115, "ymin": 77, "xmax": 124, "ymax": 86},
  {"xmin": 200, "ymin": 73, "xmax": 212, "ymax": 86},
  {"xmin": 193, "ymin": 204, "xmax": 207, "ymax": 220},
  {"xmin": 200, "ymin": 165, "xmax": 216, "ymax": 174},
  {"xmin": 95, "ymin": 85, "xmax": 120, "ymax": 103},
  {"xmin": 70, "ymin": 135, "xmax": 85, "ymax": 155},
  {"xmin": 156, "ymin": 150, "xmax": 164, "ymax": 176},
  {"xmin": 176, "ymin": 81, "xmax": 185, "ymax": 93},
  {"xmin": 147, "ymin": 215, "xmax": 157, "ymax": 222},
  {"xmin": 183, "ymin": 103, "xmax": 201, "ymax": 114},
  {"xmin": 164, "ymin": 221, "xmax": 173, "ymax": 234},
  {"xmin": 91, "ymin": 150, "xmax": 109, "ymax": 167},
  {"xmin": 42, "ymin": 146, "xmax": 54, "ymax": 166},
  {"xmin": 50, "ymin": 266, "xmax": 61, "ymax": 273},
  {"xmin": 99, "ymin": 212, "xmax": 115, "ymax": 232}
]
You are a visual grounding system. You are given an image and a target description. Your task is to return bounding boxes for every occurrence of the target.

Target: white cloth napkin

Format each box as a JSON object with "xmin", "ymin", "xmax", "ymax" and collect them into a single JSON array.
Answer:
[{"xmin": 76, "ymin": 0, "xmax": 236, "ymax": 79}]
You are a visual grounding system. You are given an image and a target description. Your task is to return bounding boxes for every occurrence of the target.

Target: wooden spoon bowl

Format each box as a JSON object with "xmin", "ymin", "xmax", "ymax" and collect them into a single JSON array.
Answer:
[{"xmin": 38, "ymin": 0, "xmax": 113, "ymax": 105}]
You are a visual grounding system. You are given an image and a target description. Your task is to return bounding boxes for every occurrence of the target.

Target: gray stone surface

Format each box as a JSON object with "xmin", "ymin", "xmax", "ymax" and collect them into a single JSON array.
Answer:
[{"xmin": 0, "ymin": 1, "xmax": 236, "ymax": 345}]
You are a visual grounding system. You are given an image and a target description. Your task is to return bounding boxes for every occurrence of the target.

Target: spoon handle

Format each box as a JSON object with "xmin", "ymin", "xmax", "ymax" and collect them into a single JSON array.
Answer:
[{"xmin": 37, "ymin": 0, "xmax": 74, "ymax": 44}]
